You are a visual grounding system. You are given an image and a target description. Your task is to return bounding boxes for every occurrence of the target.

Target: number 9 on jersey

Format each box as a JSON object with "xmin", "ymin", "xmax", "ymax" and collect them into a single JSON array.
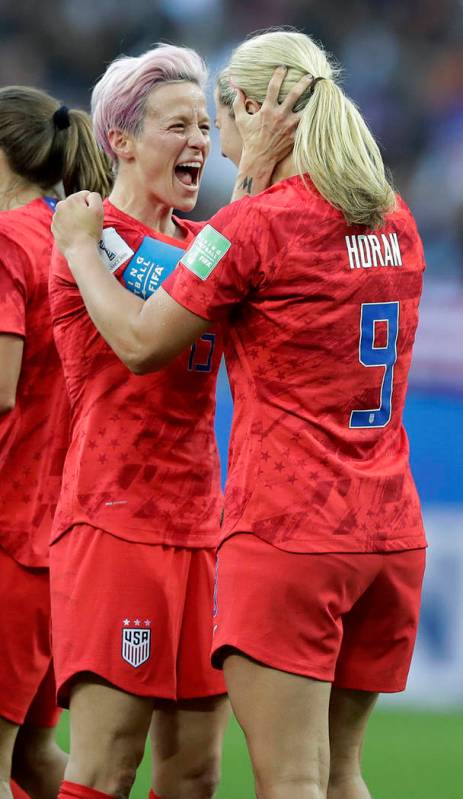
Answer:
[{"xmin": 350, "ymin": 301, "xmax": 400, "ymax": 429}]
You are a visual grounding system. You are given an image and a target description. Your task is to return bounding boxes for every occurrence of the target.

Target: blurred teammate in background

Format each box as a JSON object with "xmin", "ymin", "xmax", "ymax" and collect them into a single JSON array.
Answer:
[
  {"xmin": 49, "ymin": 45, "xmax": 302, "ymax": 799},
  {"xmin": 52, "ymin": 28, "xmax": 428, "ymax": 799},
  {"xmin": 0, "ymin": 87, "xmax": 111, "ymax": 799}
]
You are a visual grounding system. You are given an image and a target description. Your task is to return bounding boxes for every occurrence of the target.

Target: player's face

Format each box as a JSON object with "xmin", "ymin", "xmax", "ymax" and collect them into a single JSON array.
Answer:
[
  {"xmin": 131, "ymin": 81, "xmax": 210, "ymax": 212},
  {"xmin": 214, "ymin": 90, "xmax": 243, "ymax": 166}
]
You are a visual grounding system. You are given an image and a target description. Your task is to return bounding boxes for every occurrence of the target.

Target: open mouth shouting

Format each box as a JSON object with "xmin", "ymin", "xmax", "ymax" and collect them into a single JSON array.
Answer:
[{"xmin": 174, "ymin": 160, "xmax": 203, "ymax": 190}]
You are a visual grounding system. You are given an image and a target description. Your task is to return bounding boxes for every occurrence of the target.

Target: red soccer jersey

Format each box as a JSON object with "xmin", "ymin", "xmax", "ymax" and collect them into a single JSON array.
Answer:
[
  {"xmin": 0, "ymin": 198, "xmax": 69, "ymax": 567},
  {"xmin": 49, "ymin": 200, "xmax": 222, "ymax": 547},
  {"xmin": 163, "ymin": 175, "xmax": 427, "ymax": 553}
]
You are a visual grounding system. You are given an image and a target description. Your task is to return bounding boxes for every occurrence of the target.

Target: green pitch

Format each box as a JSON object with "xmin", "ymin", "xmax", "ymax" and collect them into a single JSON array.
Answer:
[{"xmin": 56, "ymin": 709, "xmax": 461, "ymax": 798}]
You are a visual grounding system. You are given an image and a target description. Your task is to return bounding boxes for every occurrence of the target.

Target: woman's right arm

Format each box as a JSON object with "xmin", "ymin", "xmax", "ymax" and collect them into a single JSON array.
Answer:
[
  {"xmin": 0, "ymin": 334, "xmax": 23, "ymax": 413},
  {"xmin": 0, "ymin": 239, "xmax": 28, "ymax": 414}
]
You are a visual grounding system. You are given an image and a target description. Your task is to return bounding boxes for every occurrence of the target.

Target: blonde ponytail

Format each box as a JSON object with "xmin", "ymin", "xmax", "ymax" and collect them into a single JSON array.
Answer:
[
  {"xmin": 294, "ymin": 78, "xmax": 395, "ymax": 228},
  {"xmin": 220, "ymin": 30, "xmax": 396, "ymax": 228}
]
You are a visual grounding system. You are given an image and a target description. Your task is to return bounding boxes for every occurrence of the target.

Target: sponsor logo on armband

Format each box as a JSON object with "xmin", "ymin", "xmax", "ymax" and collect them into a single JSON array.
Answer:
[
  {"xmin": 121, "ymin": 618, "xmax": 152, "ymax": 668},
  {"xmin": 98, "ymin": 228, "xmax": 134, "ymax": 273},
  {"xmin": 122, "ymin": 236, "xmax": 185, "ymax": 299},
  {"xmin": 181, "ymin": 224, "xmax": 231, "ymax": 280}
]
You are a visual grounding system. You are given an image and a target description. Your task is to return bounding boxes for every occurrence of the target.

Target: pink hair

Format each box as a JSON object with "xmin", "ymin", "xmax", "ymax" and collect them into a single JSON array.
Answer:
[{"xmin": 91, "ymin": 44, "xmax": 208, "ymax": 161}]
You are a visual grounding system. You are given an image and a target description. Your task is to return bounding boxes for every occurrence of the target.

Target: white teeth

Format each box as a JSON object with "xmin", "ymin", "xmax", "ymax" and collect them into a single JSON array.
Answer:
[{"xmin": 177, "ymin": 162, "xmax": 202, "ymax": 168}]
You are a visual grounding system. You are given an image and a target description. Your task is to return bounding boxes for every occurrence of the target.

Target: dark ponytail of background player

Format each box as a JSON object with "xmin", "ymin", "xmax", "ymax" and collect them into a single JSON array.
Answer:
[
  {"xmin": 217, "ymin": 29, "xmax": 396, "ymax": 229},
  {"xmin": 0, "ymin": 86, "xmax": 112, "ymax": 199}
]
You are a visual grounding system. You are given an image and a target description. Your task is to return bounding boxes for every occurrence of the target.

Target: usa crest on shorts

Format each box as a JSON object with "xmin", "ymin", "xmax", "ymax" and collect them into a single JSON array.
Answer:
[{"xmin": 121, "ymin": 618, "xmax": 151, "ymax": 668}]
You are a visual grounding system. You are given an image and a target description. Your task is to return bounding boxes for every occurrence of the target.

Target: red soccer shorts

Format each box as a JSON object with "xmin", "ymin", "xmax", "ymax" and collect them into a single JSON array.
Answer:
[
  {"xmin": 0, "ymin": 545, "xmax": 60, "ymax": 727},
  {"xmin": 211, "ymin": 533, "xmax": 426, "ymax": 692},
  {"xmin": 50, "ymin": 525, "xmax": 226, "ymax": 705}
]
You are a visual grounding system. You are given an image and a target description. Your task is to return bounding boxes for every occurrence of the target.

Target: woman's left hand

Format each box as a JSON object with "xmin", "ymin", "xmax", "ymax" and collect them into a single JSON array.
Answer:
[{"xmin": 234, "ymin": 67, "xmax": 313, "ymax": 171}]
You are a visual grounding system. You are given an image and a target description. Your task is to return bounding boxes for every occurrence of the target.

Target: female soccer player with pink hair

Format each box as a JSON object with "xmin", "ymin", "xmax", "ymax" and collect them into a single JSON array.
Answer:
[{"xmin": 49, "ymin": 43, "xmax": 303, "ymax": 799}]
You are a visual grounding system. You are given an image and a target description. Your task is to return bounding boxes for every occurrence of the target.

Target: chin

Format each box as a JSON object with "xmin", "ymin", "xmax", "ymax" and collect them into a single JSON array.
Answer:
[{"xmin": 175, "ymin": 194, "xmax": 198, "ymax": 213}]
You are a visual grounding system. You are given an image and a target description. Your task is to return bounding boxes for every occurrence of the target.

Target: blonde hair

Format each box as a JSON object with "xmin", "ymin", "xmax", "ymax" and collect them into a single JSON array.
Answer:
[
  {"xmin": 217, "ymin": 30, "xmax": 396, "ymax": 228},
  {"xmin": 0, "ymin": 86, "xmax": 112, "ymax": 197}
]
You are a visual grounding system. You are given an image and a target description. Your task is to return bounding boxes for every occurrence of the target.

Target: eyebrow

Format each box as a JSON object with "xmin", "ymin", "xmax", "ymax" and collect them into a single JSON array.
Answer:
[
  {"xmin": 164, "ymin": 112, "xmax": 210, "ymax": 122},
  {"xmin": 158, "ymin": 103, "xmax": 208, "ymax": 117}
]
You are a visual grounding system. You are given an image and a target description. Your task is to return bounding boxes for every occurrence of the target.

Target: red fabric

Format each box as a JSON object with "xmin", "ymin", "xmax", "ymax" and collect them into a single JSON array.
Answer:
[
  {"xmin": 23, "ymin": 661, "xmax": 60, "ymax": 728},
  {"xmin": 0, "ymin": 198, "xmax": 69, "ymax": 566},
  {"xmin": 50, "ymin": 525, "xmax": 226, "ymax": 704},
  {"xmin": 10, "ymin": 781, "xmax": 30, "ymax": 799},
  {"xmin": 212, "ymin": 533, "xmax": 426, "ymax": 692},
  {"xmin": 164, "ymin": 176, "xmax": 426, "ymax": 554},
  {"xmin": 0, "ymin": 545, "xmax": 59, "ymax": 726},
  {"xmin": 58, "ymin": 782, "xmax": 112, "ymax": 799},
  {"xmin": 49, "ymin": 201, "xmax": 222, "ymax": 548}
]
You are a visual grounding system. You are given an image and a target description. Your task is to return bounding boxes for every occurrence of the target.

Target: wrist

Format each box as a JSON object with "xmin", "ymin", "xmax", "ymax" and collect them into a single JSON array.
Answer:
[
  {"xmin": 238, "ymin": 152, "xmax": 274, "ymax": 180},
  {"xmin": 65, "ymin": 236, "xmax": 101, "ymax": 273}
]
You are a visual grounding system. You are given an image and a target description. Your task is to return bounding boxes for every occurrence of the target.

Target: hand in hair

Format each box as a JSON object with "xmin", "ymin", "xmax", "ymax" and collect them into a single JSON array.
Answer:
[
  {"xmin": 52, "ymin": 191, "xmax": 104, "ymax": 259},
  {"xmin": 234, "ymin": 67, "xmax": 313, "ymax": 176}
]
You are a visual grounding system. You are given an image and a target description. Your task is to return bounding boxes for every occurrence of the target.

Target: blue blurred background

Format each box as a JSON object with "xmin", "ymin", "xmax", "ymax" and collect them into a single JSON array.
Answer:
[{"xmin": 2, "ymin": 0, "xmax": 461, "ymax": 714}]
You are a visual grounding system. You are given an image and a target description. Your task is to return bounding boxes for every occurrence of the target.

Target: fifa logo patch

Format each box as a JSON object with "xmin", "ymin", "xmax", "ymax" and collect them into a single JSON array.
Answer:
[
  {"xmin": 121, "ymin": 618, "xmax": 151, "ymax": 668},
  {"xmin": 181, "ymin": 225, "xmax": 231, "ymax": 280}
]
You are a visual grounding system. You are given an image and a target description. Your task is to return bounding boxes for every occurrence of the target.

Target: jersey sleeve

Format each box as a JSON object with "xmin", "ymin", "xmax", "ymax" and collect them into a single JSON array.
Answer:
[
  {"xmin": 49, "ymin": 244, "xmax": 87, "ymax": 326},
  {"xmin": 177, "ymin": 218, "xmax": 207, "ymax": 237},
  {"xmin": 0, "ymin": 235, "xmax": 29, "ymax": 337},
  {"xmin": 163, "ymin": 198, "xmax": 265, "ymax": 321},
  {"xmin": 51, "ymin": 244, "xmax": 77, "ymax": 285}
]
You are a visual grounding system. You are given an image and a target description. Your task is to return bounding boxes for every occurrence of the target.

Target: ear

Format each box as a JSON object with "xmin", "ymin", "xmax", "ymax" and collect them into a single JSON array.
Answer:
[
  {"xmin": 244, "ymin": 97, "xmax": 261, "ymax": 116},
  {"xmin": 107, "ymin": 128, "xmax": 135, "ymax": 162}
]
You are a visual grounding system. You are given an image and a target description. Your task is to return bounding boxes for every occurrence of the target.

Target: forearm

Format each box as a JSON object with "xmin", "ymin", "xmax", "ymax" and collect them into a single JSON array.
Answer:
[
  {"xmin": 0, "ymin": 334, "xmax": 23, "ymax": 413},
  {"xmin": 65, "ymin": 240, "xmax": 148, "ymax": 369}
]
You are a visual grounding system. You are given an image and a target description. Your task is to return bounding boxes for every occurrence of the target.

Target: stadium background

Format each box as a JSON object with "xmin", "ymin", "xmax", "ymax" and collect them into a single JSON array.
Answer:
[{"xmin": 1, "ymin": 0, "xmax": 461, "ymax": 795}]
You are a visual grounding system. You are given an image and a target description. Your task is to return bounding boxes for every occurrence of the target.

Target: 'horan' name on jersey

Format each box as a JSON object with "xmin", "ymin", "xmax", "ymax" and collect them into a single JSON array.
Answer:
[{"xmin": 345, "ymin": 233, "xmax": 402, "ymax": 270}]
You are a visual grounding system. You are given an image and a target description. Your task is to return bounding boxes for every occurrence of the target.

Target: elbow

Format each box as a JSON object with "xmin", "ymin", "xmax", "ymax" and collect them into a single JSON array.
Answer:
[
  {"xmin": 114, "ymin": 328, "xmax": 176, "ymax": 375},
  {"xmin": 121, "ymin": 345, "xmax": 166, "ymax": 376},
  {"xmin": 0, "ymin": 395, "xmax": 16, "ymax": 414},
  {"xmin": 126, "ymin": 357, "xmax": 156, "ymax": 376}
]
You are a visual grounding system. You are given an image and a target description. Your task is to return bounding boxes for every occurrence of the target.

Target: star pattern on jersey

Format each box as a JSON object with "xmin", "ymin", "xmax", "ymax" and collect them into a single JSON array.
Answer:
[
  {"xmin": 122, "ymin": 618, "xmax": 152, "ymax": 627},
  {"xmin": 48, "ymin": 199, "xmax": 425, "ymax": 560},
  {"xmin": 50, "ymin": 220, "xmax": 223, "ymax": 548},
  {"xmin": 0, "ymin": 203, "xmax": 71, "ymax": 565}
]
